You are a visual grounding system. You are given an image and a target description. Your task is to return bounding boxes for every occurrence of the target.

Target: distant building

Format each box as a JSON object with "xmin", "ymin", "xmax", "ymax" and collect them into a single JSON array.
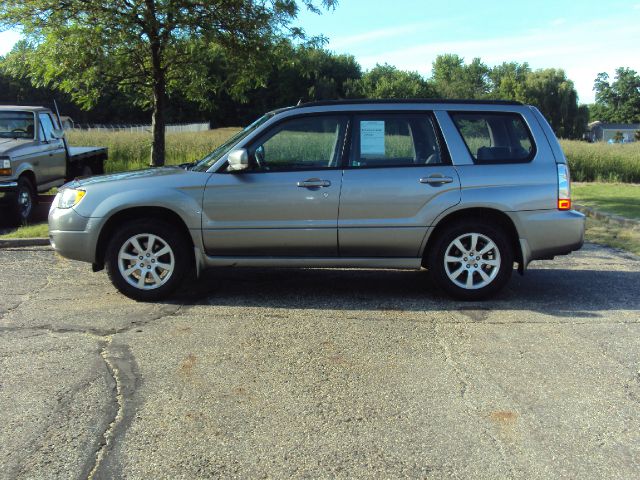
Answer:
[{"xmin": 586, "ymin": 121, "xmax": 640, "ymax": 143}]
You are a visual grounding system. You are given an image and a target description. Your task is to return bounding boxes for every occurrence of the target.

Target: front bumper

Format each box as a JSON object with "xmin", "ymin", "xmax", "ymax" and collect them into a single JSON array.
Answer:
[
  {"xmin": 48, "ymin": 205, "xmax": 98, "ymax": 263},
  {"xmin": 0, "ymin": 181, "xmax": 18, "ymax": 205}
]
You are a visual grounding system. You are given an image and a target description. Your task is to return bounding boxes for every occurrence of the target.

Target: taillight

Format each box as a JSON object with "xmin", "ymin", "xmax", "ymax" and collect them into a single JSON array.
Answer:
[{"xmin": 557, "ymin": 164, "xmax": 571, "ymax": 210}]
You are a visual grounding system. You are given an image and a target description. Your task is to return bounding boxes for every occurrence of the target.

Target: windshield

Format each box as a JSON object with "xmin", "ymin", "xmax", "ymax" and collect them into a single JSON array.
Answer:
[
  {"xmin": 191, "ymin": 113, "xmax": 274, "ymax": 171},
  {"xmin": 0, "ymin": 111, "xmax": 36, "ymax": 139}
]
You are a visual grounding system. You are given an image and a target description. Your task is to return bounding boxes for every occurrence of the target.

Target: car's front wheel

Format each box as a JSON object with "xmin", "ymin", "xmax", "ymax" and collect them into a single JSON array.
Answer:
[
  {"xmin": 105, "ymin": 220, "xmax": 191, "ymax": 301},
  {"xmin": 428, "ymin": 221, "xmax": 513, "ymax": 300}
]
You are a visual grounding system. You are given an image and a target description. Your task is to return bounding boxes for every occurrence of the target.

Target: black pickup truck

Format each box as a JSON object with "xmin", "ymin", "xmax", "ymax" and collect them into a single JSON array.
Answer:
[{"xmin": 0, "ymin": 105, "xmax": 107, "ymax": 223}]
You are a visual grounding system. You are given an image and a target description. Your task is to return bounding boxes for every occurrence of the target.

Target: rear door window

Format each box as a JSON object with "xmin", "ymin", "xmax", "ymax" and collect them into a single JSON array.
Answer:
[
  {"xmin": 450, "ymin": 112, "xmax": 535, "ymax": 164},
  {"xmin": 351, "ymin": 114, "xmax": 445, "ymax": 168}
]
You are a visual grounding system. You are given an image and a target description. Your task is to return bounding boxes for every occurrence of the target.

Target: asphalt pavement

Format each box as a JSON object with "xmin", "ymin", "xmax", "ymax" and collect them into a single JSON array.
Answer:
[{"xmin": 1, "ymin": 244, "xmax": 639, "ymax": 479}]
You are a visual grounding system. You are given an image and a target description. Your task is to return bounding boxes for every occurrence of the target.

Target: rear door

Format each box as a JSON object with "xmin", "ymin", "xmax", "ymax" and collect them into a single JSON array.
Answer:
[
  {"xmin": 202, "ymin": 114, "xmax": 348, "ymax": 256},
  {"xmin": 338, "ymin": 112, "xmax": 461, "ymax": 257}
]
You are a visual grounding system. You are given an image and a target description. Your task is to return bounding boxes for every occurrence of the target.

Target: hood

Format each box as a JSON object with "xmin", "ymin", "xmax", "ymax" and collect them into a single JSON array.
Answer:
[
  {"xmin": 65, "ymin": 166, "xmax": 193, "ymax": 189},
  {"xmin": 0, "ymin": 138, "xmax": 37, "ymax": 156}
]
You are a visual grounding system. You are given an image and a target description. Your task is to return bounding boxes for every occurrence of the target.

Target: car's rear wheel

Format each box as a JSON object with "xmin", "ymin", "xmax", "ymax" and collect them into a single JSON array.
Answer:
[
  {"xmin": 11, "ymin": 177, "xmax": 36, "ymax": 225},
  {"xmin": 428, "ymin": 221, "xmax": 513, "ymax": 300},
  {"xmin": 105, "ymin": 220, "xmax": 191, "ymax": 301}
]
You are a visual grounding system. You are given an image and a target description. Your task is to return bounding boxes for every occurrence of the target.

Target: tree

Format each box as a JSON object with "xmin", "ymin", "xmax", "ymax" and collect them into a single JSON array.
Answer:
[
  {"xmin": 488, "ymin": 62, "xmax": 530, "ymax": 100},
  {"xmin": 593, "ymin": 68, "xmax": 640, "ymax": 123},
  {"xmin": 0, "ymin": 0, "xmax": 336, "ymax": 166},
  {"xmin": 518, "ymin": 68, "xmax": 587, "ymax": 139},
  {"xmin": 431, "ymin": 54, "xmax": 490, "ymax": 99},
  {"xmin": 349, "ymin": 63, "xmax": 435, "ymax": 99}
]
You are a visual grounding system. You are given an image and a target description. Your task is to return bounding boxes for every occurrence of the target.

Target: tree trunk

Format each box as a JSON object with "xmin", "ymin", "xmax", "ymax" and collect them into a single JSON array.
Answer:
[{"xmin": 150, "ymin": 41, "xmax": 166, "ymax": 167}]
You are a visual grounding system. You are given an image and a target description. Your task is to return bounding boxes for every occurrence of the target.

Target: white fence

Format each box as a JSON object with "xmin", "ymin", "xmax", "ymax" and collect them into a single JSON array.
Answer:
[{"xmin": 69, "ymin": 122, "xmax": 210, "ymax": 133}]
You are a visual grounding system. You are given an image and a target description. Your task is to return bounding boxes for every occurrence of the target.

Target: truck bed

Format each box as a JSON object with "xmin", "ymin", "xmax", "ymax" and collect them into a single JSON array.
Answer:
[{"xmin": 67, "ymin": 146, "xmax": 108, "ymax": 162}]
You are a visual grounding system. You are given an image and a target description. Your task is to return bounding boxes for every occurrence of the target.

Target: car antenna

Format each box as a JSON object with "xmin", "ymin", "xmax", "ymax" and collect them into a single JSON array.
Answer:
[{"xmin": 296, "ymin": 98, "xmax": 303, "ymax": 106}]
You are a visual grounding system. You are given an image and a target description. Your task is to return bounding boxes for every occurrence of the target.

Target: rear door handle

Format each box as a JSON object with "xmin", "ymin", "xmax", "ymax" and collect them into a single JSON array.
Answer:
[
  {"xmin": 420, "ymin": 175, "xmax": 454, "ymax": 185},
  {"xmin": 297, "ymin": 179, "xmax": 331, "ymax": 188}
]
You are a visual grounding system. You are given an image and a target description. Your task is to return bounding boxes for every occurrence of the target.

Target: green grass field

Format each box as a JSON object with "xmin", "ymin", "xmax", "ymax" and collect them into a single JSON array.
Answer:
[
  {"xmin": 67, "ymin": 128, "xmax": 241, "ymax": 172},
  {"xmin": 561, "ymin": 140, "xmax": 640, "ymax": 183},
  {"xmin": 573, "ymin": 183, "xmax": 640, "ymax": 219}
]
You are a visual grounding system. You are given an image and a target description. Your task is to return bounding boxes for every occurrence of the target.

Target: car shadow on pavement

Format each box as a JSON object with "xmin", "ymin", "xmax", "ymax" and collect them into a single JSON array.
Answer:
[{"xmin": 172, "ymin": 266, "xmax": 640, "ymax": 317}]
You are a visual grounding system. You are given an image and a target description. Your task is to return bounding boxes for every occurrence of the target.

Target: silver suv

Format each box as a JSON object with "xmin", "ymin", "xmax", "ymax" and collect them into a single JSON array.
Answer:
[{"xmin": 49, "ymin": 100, "xmax": 584, "ymax": 301}]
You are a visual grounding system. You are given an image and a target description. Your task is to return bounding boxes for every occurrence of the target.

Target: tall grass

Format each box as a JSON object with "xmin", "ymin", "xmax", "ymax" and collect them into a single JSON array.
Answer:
[
  {"xmin": 561, "ymin": 140, "xmax": 640, "ymax": 183},
  {"xmin": 67, "ymin": 128, "xmax": 240, "ymax": 172},
  {"xmin": 66, "ymin": 130, "xmax": 640, "ymax": 183}
]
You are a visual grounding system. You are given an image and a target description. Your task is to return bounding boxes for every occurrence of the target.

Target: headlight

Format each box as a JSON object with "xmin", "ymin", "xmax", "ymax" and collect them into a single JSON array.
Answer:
[{"xmin": 57, "ymin": 188, "xmax": 86, "ymax": 209}]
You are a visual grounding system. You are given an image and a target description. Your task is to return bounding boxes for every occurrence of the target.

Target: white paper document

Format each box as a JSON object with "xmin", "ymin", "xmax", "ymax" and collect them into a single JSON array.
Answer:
[{"xmin": 360, "ymin": 121, "xmax": 385, "ymax": 156}]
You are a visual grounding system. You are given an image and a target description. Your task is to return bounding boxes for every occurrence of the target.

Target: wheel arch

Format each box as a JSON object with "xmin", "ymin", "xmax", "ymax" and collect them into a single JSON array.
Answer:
[
  {"xmin": 421, "ymin": 207, "xmax": 523, "ymax": 270},
  {"xmin": 18, "ymin": 170, "xmax": 37, "ymax": 189},
  {"xmin": 94, "ymin": 206, "xmax": 195, "ymax": 270}
]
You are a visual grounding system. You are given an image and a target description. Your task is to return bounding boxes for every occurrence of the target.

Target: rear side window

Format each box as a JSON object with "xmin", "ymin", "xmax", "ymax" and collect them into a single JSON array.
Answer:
[
  {"xmin": 450, "ymin": 112, "xmax": 535, "ymax": 164},
  {"xmin": 351, "ymin": 114, "xmax": 444, "ymax": 168}
]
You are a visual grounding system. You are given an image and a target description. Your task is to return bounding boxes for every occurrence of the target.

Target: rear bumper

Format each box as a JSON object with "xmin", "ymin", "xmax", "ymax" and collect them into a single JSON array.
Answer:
[{"xmin": 508, "ymin": 209, "xmax": 585, "ymax": 268}]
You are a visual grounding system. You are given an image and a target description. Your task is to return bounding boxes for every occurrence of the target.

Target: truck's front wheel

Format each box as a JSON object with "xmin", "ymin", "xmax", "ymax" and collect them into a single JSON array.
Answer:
[{"xmin": 11, "ymin": 177, "xmax": 36, "ymax": 225}]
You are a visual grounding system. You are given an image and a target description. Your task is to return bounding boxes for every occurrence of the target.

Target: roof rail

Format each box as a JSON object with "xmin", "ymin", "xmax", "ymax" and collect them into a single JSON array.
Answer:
[{"xmin": 294, "ymin": 98, "xmax": 523, "ymax": 108}]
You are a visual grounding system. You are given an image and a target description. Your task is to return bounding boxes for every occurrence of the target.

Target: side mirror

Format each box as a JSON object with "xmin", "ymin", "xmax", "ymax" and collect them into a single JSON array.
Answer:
[
  {"xmin": 227, "ymin": 148, "xmax": 249, "ymax": 172},
  {"xmin": 51, "ymin": 129, "xmax": 65, "ymax": 140}
]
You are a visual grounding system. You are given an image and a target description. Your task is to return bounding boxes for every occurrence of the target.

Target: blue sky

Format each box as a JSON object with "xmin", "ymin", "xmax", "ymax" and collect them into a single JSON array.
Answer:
[{"xmin": 1, "ymin": 0, "xmax": 639, "ymax": 103}]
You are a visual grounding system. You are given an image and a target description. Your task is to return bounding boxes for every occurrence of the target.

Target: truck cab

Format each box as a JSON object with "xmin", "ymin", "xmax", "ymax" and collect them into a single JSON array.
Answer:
[{"xmin": 0, "ymin": 105, "xmax": 106, "ymax": 224}]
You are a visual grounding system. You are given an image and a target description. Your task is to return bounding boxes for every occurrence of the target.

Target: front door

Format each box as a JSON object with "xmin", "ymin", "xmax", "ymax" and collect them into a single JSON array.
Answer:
[
  {"xmin": 338, "ymin": 113, "xmax": 461, "ymax": 257},
  {"xmin": 202, "ymin": 115, "xmax": 348, "ymax": 256},
  {"xmin": 37, "ymin": 112, "xmax": 66, "ymax": 185}
]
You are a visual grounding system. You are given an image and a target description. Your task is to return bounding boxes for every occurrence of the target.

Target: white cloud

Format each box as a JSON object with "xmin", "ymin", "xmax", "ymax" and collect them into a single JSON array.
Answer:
[{"xmin": 330, "ymin": 21, "xmax": 446, "ymax": 50}]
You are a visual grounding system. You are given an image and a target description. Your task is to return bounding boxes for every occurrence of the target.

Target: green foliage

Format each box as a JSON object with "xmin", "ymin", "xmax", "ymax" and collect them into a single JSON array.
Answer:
[
  {"xmin": 431, "ymin": 54, "xmax": 490, "ymax": 99},
  {"xmin": 518, "ymin": 68, "xmax": 588, "ymax": 139},
  {"xmin": 349, "ymin": 63, "xmax": 436, "ymax": 99},
  {"xmin": 0, "ymin": 0, "xmax": 337, "ymax": 165},
  {"xmin": 488, "ymin": 62, "xmax": 530, "ymax": 100},
  {"xmin": 593, "ymin": 68, "xmax": 640, "ymax": 123},
  {"xmin": 561, "ymin": 139, "xmax": 640, "ymax": 183}
]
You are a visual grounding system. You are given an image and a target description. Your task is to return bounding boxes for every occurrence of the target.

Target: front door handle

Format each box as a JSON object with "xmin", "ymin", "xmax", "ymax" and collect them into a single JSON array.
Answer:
[
  {"xmin": 420, "ymin": 175, "xmax": 454, "ymax": 185},
  {"xmin": 297, "ymin": 178, "xmax": 331, "ymax": 188}
]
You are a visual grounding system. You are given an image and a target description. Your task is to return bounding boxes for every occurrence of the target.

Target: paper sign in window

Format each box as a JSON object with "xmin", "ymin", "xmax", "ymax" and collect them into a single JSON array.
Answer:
[{"xmin": 360, "ymin": 121, "xmax": 385, "ymax": 156}]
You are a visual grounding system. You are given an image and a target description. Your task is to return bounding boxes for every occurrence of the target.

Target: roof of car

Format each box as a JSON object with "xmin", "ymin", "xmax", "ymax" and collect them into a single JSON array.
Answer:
[{"xmin": 294, "ymin": 98, "xmax": 523, "ymax": 108}]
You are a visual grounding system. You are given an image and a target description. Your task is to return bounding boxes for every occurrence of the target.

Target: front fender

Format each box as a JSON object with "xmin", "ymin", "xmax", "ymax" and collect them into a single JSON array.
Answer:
[{"xmin": 78, "ymin": 187, "xmax": 203, "ymax": 230}]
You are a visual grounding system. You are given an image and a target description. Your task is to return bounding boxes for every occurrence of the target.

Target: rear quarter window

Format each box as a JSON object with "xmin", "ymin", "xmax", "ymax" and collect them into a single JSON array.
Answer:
[{"xmin": 450, "ymin": 112, "xmax": 535, "ymax": 164}]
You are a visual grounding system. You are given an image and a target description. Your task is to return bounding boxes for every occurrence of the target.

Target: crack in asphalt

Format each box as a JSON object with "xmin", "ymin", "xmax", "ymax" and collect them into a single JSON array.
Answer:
[
  {"xmin": 87, "ymin": 337, "xmax": 121, "ymax": 480},
  {"xmin": 0, "ymin": 300, "xmax": 179, "ymax": 480}
]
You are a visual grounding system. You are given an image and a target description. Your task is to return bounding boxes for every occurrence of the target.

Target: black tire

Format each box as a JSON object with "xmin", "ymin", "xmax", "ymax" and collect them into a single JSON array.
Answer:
[
  {"xmin": 105, "ymin": 219, "xmax": 191, "ymax": 301},
  {"xmin": 11, "ymin": 177, "xmax": 36, "ymax": 225},
  {"xmin": 428, "ymin": 220, "xmax": 513, "ymax": 300}
]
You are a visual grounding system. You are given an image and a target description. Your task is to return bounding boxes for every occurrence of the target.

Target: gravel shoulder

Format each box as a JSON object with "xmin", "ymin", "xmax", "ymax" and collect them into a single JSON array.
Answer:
[{"xmin": 1, "ymin": 244, "xmax": 639, "ymax": 479}]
